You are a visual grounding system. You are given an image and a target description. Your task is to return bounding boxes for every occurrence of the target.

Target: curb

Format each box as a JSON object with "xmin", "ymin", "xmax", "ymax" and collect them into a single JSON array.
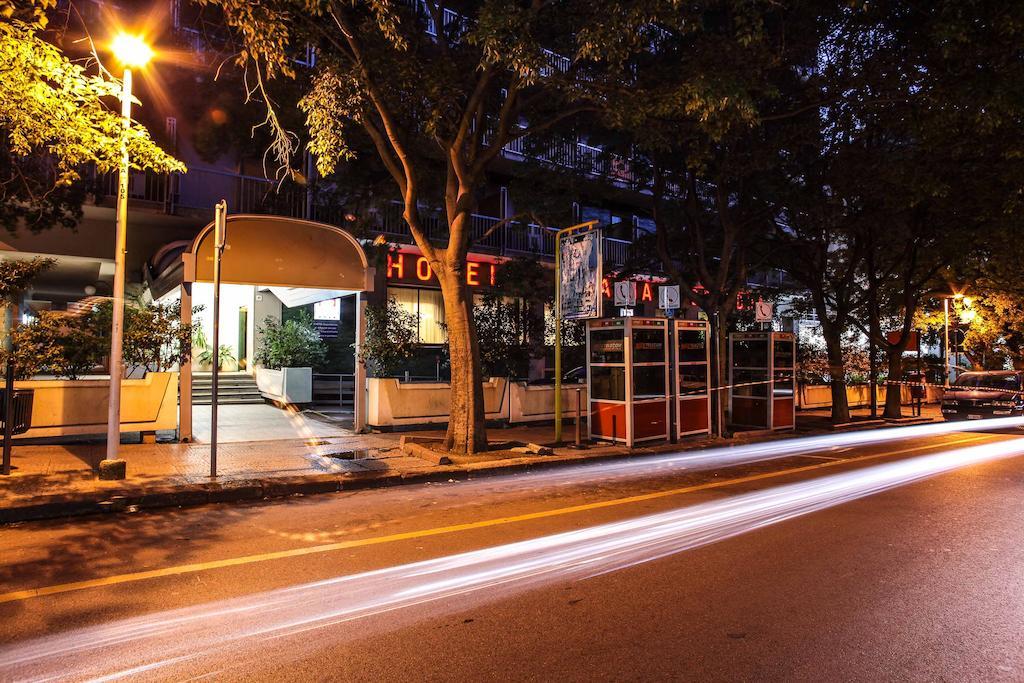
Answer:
[{"xmin": 0, "ymin": 448, "xmax": 645, "ymax": 524}]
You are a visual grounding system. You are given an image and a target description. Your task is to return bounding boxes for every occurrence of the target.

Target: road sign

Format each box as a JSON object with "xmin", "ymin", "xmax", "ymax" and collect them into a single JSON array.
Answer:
[
  {"xmin": 619, "ymin": 307, "xmax": 635, "ymax": 317},
  {"xmin": 614, "ymin": 281, "xmax": 636, "ymax": 307},
  {"xmin": 755, "ymin": 299, "xmax": 773, "ymax": 323},
  {"xmin": 659, "ymin": 285, "xmax": 680, "ymax": 310}
]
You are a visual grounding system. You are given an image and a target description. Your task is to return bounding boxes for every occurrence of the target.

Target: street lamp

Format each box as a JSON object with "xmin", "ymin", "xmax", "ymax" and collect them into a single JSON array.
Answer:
[
  {"xmin": 104, "ymin": 33, "xmax": 153, "ymax": 472},
  {"xmin": 941, "ymin": 291, "xmax": 973, "ymax": 387}
]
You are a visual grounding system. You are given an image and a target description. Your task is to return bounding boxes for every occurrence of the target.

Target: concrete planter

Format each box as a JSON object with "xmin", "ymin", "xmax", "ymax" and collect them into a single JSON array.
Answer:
[
  {"xmin": 797, "ymin": 383, "xmax": 942, "ymax": 409},
  {"xmin": 367, "ymin": 377, "xmax": 508, "ymax": 428},
  {"xmin": 256, "ymin": 366, "xmax": 313, "ymax": 404},
  {"xmin": 13, "ymin": 371, "xmax": 178, "ymax": 440},
  {"xmin": 510, "ymin": 381, "xmax": 588, "ymax": 424}
]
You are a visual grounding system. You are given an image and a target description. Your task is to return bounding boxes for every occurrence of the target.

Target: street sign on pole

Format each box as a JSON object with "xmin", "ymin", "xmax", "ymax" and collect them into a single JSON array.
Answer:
[
  {"xmin": 755, "ymin": 300, "xmax": 773, "ymax": 323},
  {"xmin": 554, "ymin": 220, "xmax": 600, "ymax": 443},
  {"xmin": 614, "ymin": 281, "xmax": 636, "ymax": 308},
  {"xmin": 659, "ymin": 285, "xmax": 680, "ymax": 310}
]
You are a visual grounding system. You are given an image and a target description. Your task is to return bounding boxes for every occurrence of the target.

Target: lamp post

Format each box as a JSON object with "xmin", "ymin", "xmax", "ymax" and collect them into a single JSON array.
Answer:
[
  {"xmin": 104, "ymin": 34, "xmax": 153, "ymax": 470},
  {"xmin": 941, "ymin": 291, "xmax": 967, "ymax": 387}
]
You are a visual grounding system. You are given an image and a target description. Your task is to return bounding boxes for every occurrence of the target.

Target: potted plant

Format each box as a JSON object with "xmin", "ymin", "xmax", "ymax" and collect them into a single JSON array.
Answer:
[{"xmin": 254, "ymin": 311, "xmax": 326, "ymax": 404}]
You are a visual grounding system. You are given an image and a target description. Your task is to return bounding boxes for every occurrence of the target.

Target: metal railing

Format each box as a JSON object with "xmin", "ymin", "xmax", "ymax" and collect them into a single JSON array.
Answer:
[
  {"xmin": 492, "ymin": 131, "xmax": 639, "ymax": 189},
  {"xmin": 312, "ymin": 373, "xmax": 355, "ymax": 407},
  {"xmin": 96, "ymin": 167, "xmax": 308, "ymax": 219},
  {"xmin": 95, "ymin": 168, "xmax": 633, "ymax": 265}
]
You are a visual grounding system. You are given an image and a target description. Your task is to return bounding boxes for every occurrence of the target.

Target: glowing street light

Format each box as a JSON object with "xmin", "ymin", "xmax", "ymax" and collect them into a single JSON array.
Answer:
[
  {"xmin": 103, "ymin": 33, "xmax": 154, "ymax": 474},
  {"xmin": 111, "ymin": 33, "xmax": 153, "ymax": 68}
]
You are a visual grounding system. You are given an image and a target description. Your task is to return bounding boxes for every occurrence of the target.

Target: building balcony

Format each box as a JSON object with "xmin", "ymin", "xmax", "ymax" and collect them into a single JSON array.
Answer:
[{"xmin": 93, "ymin": 167, "xmax": 633, "ymax": 268}]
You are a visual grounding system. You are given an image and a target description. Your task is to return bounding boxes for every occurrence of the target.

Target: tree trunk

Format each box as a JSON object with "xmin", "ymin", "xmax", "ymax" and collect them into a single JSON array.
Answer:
[
  {"xmin": 883, "ymin": 348, "xmax": 904, "ymax": 419},
  {"xmin": 712, "ymin": 310, "xmax": 729, "ymax": 437},
  {"xmin": 438, "ymin": 271, "xmax": 488, "ymax": 454},
  {"xmin": 821, "ymin": 324, "xmax": 850, "ymax": 424}
]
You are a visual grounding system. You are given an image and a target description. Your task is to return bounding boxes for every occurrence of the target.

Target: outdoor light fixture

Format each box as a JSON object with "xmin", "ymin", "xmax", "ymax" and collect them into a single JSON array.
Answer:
[
  {"xmin": 111, "ymin": 33, "xmax": 153, "ymax": 68},
  {"xmin": 104, "ymin": 32, "xmax": 155, "ymax": 472}
]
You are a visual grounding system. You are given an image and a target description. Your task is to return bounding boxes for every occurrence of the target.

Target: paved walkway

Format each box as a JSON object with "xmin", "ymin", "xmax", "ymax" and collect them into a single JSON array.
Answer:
[{"xmin": 190, "ymin": 404, "xmax": 355, "ymax": 443}]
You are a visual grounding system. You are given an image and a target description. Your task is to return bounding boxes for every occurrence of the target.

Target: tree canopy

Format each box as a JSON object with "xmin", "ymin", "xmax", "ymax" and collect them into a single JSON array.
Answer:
[{"xmin": 0, "ymin": 5, "xmax": 184, "ymax": 232}]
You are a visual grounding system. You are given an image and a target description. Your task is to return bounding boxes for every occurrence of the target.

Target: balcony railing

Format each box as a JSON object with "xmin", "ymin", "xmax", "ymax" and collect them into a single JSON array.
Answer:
[
  {"xmin": 95, "ymin": 168, "xmax": 632, "ymax": 266},
  {"xmin": 96, "ymin": 167, "xmax": 307, "ymax": 218}
]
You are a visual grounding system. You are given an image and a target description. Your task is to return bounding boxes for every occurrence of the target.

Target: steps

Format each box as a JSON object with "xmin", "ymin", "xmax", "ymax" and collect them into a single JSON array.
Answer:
[{"xmin": 190, "ymin": 372, "xmax": 265, "ymax": 405}]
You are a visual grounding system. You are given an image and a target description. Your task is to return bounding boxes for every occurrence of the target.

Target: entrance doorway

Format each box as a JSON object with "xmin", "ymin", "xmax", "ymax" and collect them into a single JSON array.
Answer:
[{"xmin": 237, "ymin": 306, "xmax": 248, "ymax": 370}]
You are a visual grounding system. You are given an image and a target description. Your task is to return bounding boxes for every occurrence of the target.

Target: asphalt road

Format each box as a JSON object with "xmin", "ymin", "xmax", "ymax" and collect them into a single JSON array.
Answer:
[{"xmin": 1, "ymin": 424, "xmax": 1023, "ymax": 681}]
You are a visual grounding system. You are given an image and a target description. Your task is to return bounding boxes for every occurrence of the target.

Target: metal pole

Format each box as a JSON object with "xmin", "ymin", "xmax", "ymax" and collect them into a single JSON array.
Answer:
[
  {"xmin": 105, "ymin": 67, "xmax": 133, "ymax": 466},
  {"xmin": 554, "ymin": 281, "xmax": 562, "ymax": 443},
  {"xmin": 2, "ymin": 303, "xmax": 13, "ymax": 476},
  {"xmin": 210, "ymin": 200, "xmax": 227, "ymax": 477},
  {"xmin": 553, "ymin": 220, "xmax": 598, "ymax": 445},
  {"xmin": 943, "ymin": 298, "xmax": 950, "ymax": 387},
  {"xmin": 574, "ymin": 386, "xmax": 583, "ymax": 449},
  {"xmin": 953, "ymin": 312, "xmax": 960, "ymax": 382}
]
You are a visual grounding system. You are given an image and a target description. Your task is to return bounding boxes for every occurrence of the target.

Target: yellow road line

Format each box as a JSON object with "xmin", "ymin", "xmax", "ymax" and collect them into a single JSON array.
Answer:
[{"xmin": 0, "ymin": 433, "xmax": 992, "ymax": 605}]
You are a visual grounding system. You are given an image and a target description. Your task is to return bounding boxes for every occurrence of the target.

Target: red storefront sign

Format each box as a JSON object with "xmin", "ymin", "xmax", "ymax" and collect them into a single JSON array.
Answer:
[{"xmin": 386, "ymin": 252, "xmax": 498, "ymax": 288}]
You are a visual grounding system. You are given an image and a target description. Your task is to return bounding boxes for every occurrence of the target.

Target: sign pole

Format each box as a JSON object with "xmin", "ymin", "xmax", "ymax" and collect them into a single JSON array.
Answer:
[
  {"xmin": 553, "ymin": 220, "xmax": 599, "ymax": 444},
  {"xmin": 210, "ymin": 200, "xmax": 227, "ymax": 478}
]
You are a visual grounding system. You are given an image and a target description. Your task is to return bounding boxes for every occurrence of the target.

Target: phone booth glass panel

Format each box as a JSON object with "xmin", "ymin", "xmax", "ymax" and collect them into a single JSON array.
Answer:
[
  {"xmin": 771, "ymin": 335, "xmax": 796, "ymax": 429},
  {"xmin": 588, "ymin": 318, "xmax": 669, "ymax": 446},
  {"xmin": 729, "ymin": 331, "xmax": 795, "ymax": 431},
  {"xmin": 675, "ymin": 320, "xmax": 710, "ymax": 437}
]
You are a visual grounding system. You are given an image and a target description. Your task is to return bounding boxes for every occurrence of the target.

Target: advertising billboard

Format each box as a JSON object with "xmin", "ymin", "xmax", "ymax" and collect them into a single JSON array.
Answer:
[{"xmin": 558, "ymin": 229, "xmax": 602, "ymax": 319}]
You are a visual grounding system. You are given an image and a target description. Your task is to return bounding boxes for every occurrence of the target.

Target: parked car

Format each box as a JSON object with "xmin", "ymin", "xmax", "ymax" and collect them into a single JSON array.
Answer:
[{"xmin": 941, "ymin": 370, "xmax": 1024, "ymax": 420}]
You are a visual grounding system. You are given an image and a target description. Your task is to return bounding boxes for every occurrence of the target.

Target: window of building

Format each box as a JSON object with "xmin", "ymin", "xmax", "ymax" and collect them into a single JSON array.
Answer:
[
  {"xmin": 388, "ymin": 286, "xmax": 446, "ymax": 344},
  {"xmin": 165, "ymin": 117, "xmax": 177, "ymax": 148}
]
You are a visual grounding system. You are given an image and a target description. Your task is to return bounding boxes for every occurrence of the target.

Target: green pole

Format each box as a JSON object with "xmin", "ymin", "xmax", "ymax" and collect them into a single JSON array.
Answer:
[
  {"xmin": 555, "ymin": 243, "xmax": 562, "ymax": 444},
  {"xmin": 553, "ymin": 220, "xmax": 599, "ymax": 444}
]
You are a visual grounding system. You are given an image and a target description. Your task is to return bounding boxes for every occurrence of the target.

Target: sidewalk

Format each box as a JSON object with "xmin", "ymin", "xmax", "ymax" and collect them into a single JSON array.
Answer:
[
  {"xmin": 796, "ymin": 403, "xmax": 941, "ymax": 430},
  {"xmin": 0, "ymin": 408, "xmax": 941, "ymax": 524}
]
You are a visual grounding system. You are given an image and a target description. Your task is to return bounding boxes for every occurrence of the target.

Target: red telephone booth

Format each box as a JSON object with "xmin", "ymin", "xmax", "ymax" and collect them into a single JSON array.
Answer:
[
  {"xmin": 674, "ymin": 319, "xmax": 711, "ymax": 438},
  {"xmin": 587, "ymin": 318, "xmax": 670, "ymax": 446},
  {"xmin": 728, "ymin": 331, "xmax": 796, "ymax": 431}
]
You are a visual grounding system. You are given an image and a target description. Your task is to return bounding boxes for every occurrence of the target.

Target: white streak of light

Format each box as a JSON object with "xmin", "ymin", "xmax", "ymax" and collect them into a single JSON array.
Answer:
[
  {"xmin": 3, "ymin": 436, "xmax": 1023, "ymax": 681},
  {"xmin": 477, "ymin": 416, "xmax": 1024, "ymax": 489}
]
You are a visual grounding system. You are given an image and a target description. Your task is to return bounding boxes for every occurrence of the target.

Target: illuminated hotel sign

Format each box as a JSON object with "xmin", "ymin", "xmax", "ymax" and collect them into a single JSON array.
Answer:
[{"xmin": 386, "ymin": 252, "xmax": 497, "ymax": 288}]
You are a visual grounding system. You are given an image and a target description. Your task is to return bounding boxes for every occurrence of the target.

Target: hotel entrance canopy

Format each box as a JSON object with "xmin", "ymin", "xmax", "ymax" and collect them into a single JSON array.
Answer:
[
  {"xmin": 182, "ymin": 215, "xmax": 374, "ymax": 292},
  {"xmin": 178, "ymin": 214, "xmax": 375, "ymax": 440}
]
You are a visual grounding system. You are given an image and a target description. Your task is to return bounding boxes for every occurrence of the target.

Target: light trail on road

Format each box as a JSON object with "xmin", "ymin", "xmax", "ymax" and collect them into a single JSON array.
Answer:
[
  {"xmin": 4, "ymin": 433, "xmax": 1024, "ymax": 682},
  {"xmin": 467, "ymin": 416, "xmax": 1024, "ymax": 490}
]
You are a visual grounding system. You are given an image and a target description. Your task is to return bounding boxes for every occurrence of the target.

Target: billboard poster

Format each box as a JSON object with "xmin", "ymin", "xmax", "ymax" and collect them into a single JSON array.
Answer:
[{"xmin": 559, "ymin": 229, "xmax": 602, "ymax": 319}]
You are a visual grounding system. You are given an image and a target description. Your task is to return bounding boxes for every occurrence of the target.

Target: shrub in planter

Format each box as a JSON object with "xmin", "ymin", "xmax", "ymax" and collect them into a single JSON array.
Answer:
[
  {"xmin": 4, "ymin": 300, "xmax": 197, "ymax": 379},
  {"xmin": 255, "ymin": 311, "xmax": 327, "ymax": 369},
  {"xmin": 358, "ymin": 298, "xmax": 418, "ymax": 377}
]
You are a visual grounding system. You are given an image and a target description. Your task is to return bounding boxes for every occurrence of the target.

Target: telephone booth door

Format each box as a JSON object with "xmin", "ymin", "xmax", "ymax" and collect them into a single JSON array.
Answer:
[
  {"xmin": 674, "ymin": 319, "xmax": 711, "ymax": 438},
  {"xmin": 770, "ymin": 333, "xmax": 796, "ymax": 430},
  {"xmin": 729, "ymin": 333, "xmax": 770, "ymax": 429}
]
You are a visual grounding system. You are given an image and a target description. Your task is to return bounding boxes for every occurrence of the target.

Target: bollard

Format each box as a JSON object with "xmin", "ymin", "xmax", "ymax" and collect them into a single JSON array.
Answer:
[{"xmin": 573, "ymin": 386, "xmax": 586, "ymax": 449}]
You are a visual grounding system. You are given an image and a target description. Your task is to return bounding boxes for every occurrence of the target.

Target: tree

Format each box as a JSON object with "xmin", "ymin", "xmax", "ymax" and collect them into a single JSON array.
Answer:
[
  {"xmin": 205, "ymin": 0, "xmax": 678, "ymax": 452},
  {"xmin": 0, "ymin": 9, "xmax": 185, "ymax": 232},
  {"xmin": 608, "ymin": 0, "xmax": 827, "ymax": 432},
  {"xmin": 808, "ymin": 1, "xmax": 1024, "ymax": 417}
]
